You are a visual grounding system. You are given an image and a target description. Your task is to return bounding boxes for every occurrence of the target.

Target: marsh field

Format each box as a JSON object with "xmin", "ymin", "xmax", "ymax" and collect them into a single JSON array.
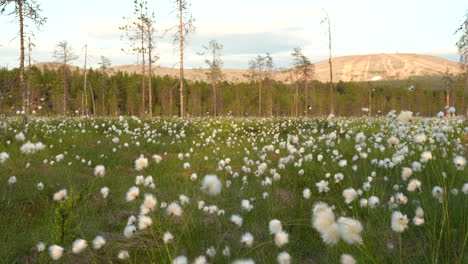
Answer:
[{"xmin": 0, "ymin": 115, "xmax": 466, "ymax": 264}]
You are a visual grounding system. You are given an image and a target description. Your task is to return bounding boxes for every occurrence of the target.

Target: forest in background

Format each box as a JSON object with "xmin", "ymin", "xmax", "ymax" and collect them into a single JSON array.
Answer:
[{"xmin": 0, "ymin": 65, "xmax": 466, "ymax": 117}]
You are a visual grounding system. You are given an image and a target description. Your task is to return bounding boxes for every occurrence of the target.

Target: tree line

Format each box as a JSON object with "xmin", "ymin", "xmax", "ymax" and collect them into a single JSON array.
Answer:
[{"xmin": 0, "ymin": 65, "xmax": 466, "ymax": 117}]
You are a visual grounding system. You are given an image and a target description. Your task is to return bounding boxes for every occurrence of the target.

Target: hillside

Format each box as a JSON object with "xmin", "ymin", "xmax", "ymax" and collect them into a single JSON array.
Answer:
[{"xmin": 34, "ymin": 53, "xmax": 461, "ymax": 83}]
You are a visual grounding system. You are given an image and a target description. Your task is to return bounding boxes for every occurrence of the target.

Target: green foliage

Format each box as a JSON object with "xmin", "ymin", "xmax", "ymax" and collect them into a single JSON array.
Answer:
[{"xmin": 52, "ymin": 189, "xmax": 80, "ymax": 244}]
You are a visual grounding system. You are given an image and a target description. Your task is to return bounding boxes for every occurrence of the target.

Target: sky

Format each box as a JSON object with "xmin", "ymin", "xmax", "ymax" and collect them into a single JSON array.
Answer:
[{"xmin": 0, "ymin": 0, "xmax": 466, "ymax": 69}]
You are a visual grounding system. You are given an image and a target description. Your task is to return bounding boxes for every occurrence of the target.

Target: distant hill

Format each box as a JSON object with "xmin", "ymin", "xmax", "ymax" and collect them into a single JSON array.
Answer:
[{"xmin": 33, "ymin": 53, "xmax": 461, "ymax": 83}]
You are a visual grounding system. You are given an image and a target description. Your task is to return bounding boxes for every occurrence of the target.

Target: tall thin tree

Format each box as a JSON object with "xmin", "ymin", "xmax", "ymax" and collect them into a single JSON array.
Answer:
[
  {"xmin": 321, "ymin": 10, "xmax": 334, "ymax": 115},
  {"xmin": 265, "ymin": 53, "xmax": 275, "ymax": 117},
  {"xmin": 53, "ymin": 40, "xmax": 78, "ymax": 115},
  {"xmin": 455, "ymin": 11, "xmax": 467, "ymax": 116},
  {"xmin": 248, "ymin": 55, "xmax": 265, "ymax": 116},
  {"xmin": 0, "ymin": 0, "xmax": 46, "ymax": 123},
  {"xmin": 198, "ymin": 40, "xmax": 223, "ymax": 116},
  {"xmin": 172, "ymin": 0, "xmax": 195, "ymax": 117},
  {"xmin": 120, "ymin": 0, "xmax": 150, "ymax": 116}
]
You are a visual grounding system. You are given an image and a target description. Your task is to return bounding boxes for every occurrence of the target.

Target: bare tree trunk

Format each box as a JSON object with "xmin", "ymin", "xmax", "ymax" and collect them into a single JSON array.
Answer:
[
  {"xmin": 305, "ymin": 77, "xmax": 308, "ymax": 117},
  {"xmin": 141, "ymin": 30, "xmax": 146, "ymax": 116},
  {"xmin": 327, "ymin": 14, "xmax": 334, "ymax": 115},
  {"xmin": 169, "ymin": 87, "xmax": 173, "ymax": 116},
  {"xmin": 63, "ymin": 55, "xmax": 67, "ymax": 115},
  {"xmin": 179, "ymin": 0, "xmax": 185, "ymax": 117},
  {"xmin": 258, "ymin": 71, "xmax": 262, "ymax": 116},
  {"xmin": 27, "ymin": 37, "xmax": 32, "ymax": 118},
  {"xmin": 212, "ymin": 72, "xmax": 217, "ymax": 116},
  {"xmin": 18, "ymin": 0, "xmax": 27, "ymax": 124},
  {"xmin": 89, "ymin": 82, "xmax": 96, "ymax": 117},
  {"xmin": 148, "ymin": 48, "xmax": 153, "ymax": 118},
  {"xmin": 295, "ymin": 81, "xmax": 298, "ymax": 117},
  {"xmin": 83, "ymin": 44, "xmax": 88, "ymax": 116}
]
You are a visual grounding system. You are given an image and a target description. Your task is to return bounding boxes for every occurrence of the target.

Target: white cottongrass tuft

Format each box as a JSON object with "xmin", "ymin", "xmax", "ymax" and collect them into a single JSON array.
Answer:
[
  {"xmin": 432, "ymin": 186, "xmax": 444, "ymax": 202},
  {"xmin": 135, "ymin": 155, "xmax": 149, "ymax": 171},
  {"xmin": 391, "ymin": 211, "xmax": 409, "ymax": 233},
  {"xmin": 94, "ymin": 165, "xmax": 105, "ymax": 177},
  {"xmin": 368, "ymin": 196, "xmax": 380, "ymax": 208},
  {"xmin": 201, "ymin": 174, "xmax": 222, "ymax": 196},
  {"xmin": 36, "ymin": 242, "xmax": 46, "ymax": 252},
  {"xmin": 0, "ymin": 152, "xmax": 10, "ymax": 163},
  {"xmin": 274, "ymin": 231, "xmax": 289, "ymax": 247},
  {"xmin": 100, "ymin": 187, "xmax": 109, "ymax": 199},
  {"xmin": 143, "ymin": 193, "xmax": 157, "ymax": 210},
  {"xmin": 240, "ymin": 232, "xmax": 254, "ymax": 247},
  {"xmin": 53, "ymin": 189, "xmax": 67, "ymax": 201},
  {"xmin": 401, "ymin": 167, "xmax": 413, "ymax": 181},
  {"xmin": 48, "ymin": 245, "xmax": 64, "ymax": 260},
  {"xmin": 420, "ymin": 151, "xmax": 432, "ymax": 162},
  {"xmin": 454, "ymin": 156, "xmax": 466, "ymax": 170},
  {"xmin": 277, "ymin": 251, "xmax": 291, "ymax": 264},
  {"xmin": 407, "ymin": 179, "xmax": 421, "ymax": 192},
  {"xmin": 92, "ymin": 236, "xmax": 106, "ymax": 250},
  {"xmin": 303, "ymin": 188, "xmax": 311, "ymax": 199},
  {"xmin": 193, "ymin": 255, "xmax": 208, "ymax": 264},
  {"xmin": 7, "ymin": 176, "xmax": 17, "ymax": 185},
  {"xmin": 167, "ymin": 202, "xmax": 183, "ymax": 216},
  {"xmin": 230, "ymin": 215, "xmax": 243, "ymax": 227},
  {"xmin": 118, "ymin": 250, "xmax": 130, "ymax": 259},
  {"xmin": 312, "ymin": 202, "xmax": 340, "ymax": 245},
  {"xmin": 126, "ymin": 186, "xmax": 139, "ymax": 201},
  {"xmin": 337, "ymin": 217, "xmax": 363, "ymax": 244},
  {"xmin": 152, "ymin": 154, "xmax": 162, "ymax": 163},
  {"xmin": 342, "ymin": 188, "xmax": 358, "ymax": 204},
  {"xmin": 172, "ymin": 256, "xmax": 188, "ymax": 264},
  {"xmin": 138, "ymin": 215, "xmax": 153, "ymax": 230},
  {"xmin": 340, "ymin": 254, "xmax": 356, "ymax": 264},
  {"xmin": 163, "ymin": 231, "xmax": 174, "ymax": 244},
  {"xmin": 72, "ymin": 239, "xmax": 88, "ymax": 254},
  {"xmin": 269, "ymin": 219, "xmax": 283, "ymax": 234},
  {"xmin": 397, "ymin": 110, "xmax": 413, "ymax": 123},
  {"xmin": 124, "ymin": 225, "xmax": 136, "ymax": 238}
]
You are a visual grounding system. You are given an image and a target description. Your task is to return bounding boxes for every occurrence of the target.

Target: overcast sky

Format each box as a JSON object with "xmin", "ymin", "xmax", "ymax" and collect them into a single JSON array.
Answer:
[{"xmin": 0, "ymin": 0, "xmax": 466, "ymax": 69}]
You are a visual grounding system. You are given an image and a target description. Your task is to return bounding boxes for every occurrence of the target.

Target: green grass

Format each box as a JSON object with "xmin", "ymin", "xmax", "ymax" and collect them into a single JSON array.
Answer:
[{"xmin": 0, "ymin": 116, "xmax": 466, "ymax": 263}]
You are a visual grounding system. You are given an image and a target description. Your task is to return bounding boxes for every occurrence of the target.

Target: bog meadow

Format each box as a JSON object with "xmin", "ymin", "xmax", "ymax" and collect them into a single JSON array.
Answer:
[{"xmin": 1, "ymin": 0, "xmax": 468, "ymax": 264}]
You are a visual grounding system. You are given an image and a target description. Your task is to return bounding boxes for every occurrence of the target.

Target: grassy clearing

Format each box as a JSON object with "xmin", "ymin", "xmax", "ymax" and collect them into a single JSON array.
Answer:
[{"xmin": 0, "ymin": 116, "xmax": 466, "ymax": 263}]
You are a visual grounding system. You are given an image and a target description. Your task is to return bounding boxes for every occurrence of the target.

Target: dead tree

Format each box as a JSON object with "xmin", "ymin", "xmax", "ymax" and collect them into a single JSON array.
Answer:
[
  {"xmin": 53, "ymin": 40, "xmax": 78, "ymax": 115},
  {"xmin": 120, "ymin": 0, "xmax": 150, "ymax": 116},
  {"xmin": 0, "ymin": 0, "xmax": 46, "ymax": 123},
  {"xmin": 455, "ymin": 11, "xmax": 467, "ymax": 116},
  {"xmin": 322, "ymin": 10, "xmax": 334, "ymax": 115},
  {"xmin": 172, "ymin": 0, "xmax": 195, "ymax": 117},
  {"xmin": 248, "ymin": 55, "xmax": 266, "ymax": 116},
  {"xmin": 143, "ymin": 11, "xmax": 157, "ymax": 118},
  {"xmin": 265, "ymin": 53, "xmax": 275, "ymax": 117},
  {"xmin": 198, "ymin": 40, "xmax": 223, "ymax": 116}
]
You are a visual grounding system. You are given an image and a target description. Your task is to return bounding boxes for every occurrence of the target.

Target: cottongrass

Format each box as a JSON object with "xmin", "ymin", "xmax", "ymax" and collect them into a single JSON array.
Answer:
[
  {"xmin": 53, "ymin": 189, "xmax": 67, "ymax": 201},
  {"xmin": 269, "ymin": 219, "xmax": 283, "ymax": 234},
  {"xmin": 118, "ymin": 250, "xmax": 130, "ymax": 259},
  {"xmin": 200, "ymin": 174, "xmax": 222, "ymax": 196},
  {"xmin": 391, "ymin": 211, "xmax": 409, "ymax": 233},
  {"xmin": 92, "ymin": 236, "xmax": 106, "ymax": 250},
  {"xmin": 94, "ymin": 165, "xmax": 105, "ymax": 177},
  {"xmin": 240, "ymin": 232, "xmax": 254, "ymax": 247},
  {"xmin": 277, "ymin": 251, "xmax": 291, "ymax": 264},
  {"xmin": 126, "ymin": 186, "xmax": 139, "ymax": 202},
  {"xmin": 274, "ymin": 231, "xmax": 289, "ymax": 247},
  {"xmin": 72, "ymin": 239, "xmax": 87, "ymax": 254},
  {"xmin": 48, "ymin": 245, "xmax": 64, "ymax": 260}
]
